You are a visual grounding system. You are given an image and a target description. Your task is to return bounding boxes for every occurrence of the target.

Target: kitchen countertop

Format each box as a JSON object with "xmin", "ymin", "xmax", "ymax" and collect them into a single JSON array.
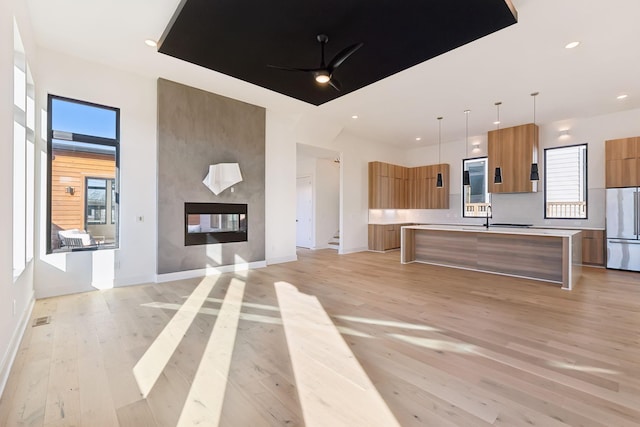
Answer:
[
  {"xmin": 403, "ymin": 224, "xmax": 582, "ymax": 237},
  {"xmin": 368, "ymin": 222, "xmax": 604, "ymax": 231}
]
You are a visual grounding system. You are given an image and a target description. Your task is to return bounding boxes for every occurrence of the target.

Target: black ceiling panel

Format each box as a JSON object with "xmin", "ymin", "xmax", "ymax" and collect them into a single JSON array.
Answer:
[{"xmin": 159, "ymin": 0, "xmax": 518, "ymax": 106}]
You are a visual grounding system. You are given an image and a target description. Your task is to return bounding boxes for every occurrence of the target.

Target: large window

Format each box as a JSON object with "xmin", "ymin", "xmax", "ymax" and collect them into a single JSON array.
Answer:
[
  {"xmin": 462, "ymin": 157, "xmax": 490, "ymax": 218},
  {"xmin": 544, "ymin": 144, "xmax": 587, "ymax": 219},
  {"xmin": 13, "ymin": 20, "xmax": 35, "ymax": 278},
  {"xmin": 47, "ymin": 95, "xmax": 120, "ymax": 253}
]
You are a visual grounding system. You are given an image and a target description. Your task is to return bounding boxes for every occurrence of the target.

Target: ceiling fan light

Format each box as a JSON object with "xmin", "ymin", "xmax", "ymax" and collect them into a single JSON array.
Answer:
[{"xmin": 315, "ymin": 72, "xmax": 331, "ymax": 84}]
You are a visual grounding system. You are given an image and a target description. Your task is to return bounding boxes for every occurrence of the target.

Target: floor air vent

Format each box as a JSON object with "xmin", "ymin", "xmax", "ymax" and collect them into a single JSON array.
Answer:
[{"xmin": 33, "ymin": 316, "xmax": 51, "ymax": 327}]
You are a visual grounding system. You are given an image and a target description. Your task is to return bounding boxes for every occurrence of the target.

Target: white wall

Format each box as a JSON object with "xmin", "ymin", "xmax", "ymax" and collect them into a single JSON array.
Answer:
[
  {"xmin": 266, "ymin": 114, "xmax": 404, "ymax": 260},
  {"xmin": 295, "ymin": 151, "xmax": 340, "ymax": 249},
  {"xmin": 34, "ymin": 48, "xmax": 158, "ymax": 297},
  {"xmin": 315, "ymin": 159, "xmax": 340, "ymax": 248},
  {"xmin": 265, "ymin": 110, "xmax": 298, "ymax": 264},
  {"xmin": 0, "ymin": 0, "xmax": 38, "ymax": 396}
]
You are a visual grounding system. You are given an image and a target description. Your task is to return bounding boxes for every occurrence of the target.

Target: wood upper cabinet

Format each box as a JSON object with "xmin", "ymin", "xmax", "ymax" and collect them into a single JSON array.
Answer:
[
  {"xmin": 605, "ymin": 137, "xmax": 640, "ymax": 188},
  {"xmin": 488, "ymin": 123, "xmax": 539, "ymax": 193},
  {"xmin": 428, "ymin": 164, "xmax": 450, "ymax": 209},
  {"xmin": 369, "ymin": 162, "xmax": 409, "ymax": 209},
  {"xmin": 369, "ymin": 161, "xmax": 449, "ymax": 209}
]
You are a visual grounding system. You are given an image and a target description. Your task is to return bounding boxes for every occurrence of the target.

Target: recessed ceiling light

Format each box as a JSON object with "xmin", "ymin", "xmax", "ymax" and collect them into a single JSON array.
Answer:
[
  {"xmin": 144, "ymin": 39, "xmax": 157, "ymax": 47},
  {"xmin": 415, "ymin": 137, "xmax": 421, "ymax": 141},
  {"xmin": 351, "ymin": 115, "xmax": 358, "ymax": 119},
  {"xmin": 493, "ymin": 120, "xmax": 500, "ymax": 125},
  {"xmin": 617, "ymin": 94, "xmax": 628, "ymax": 100},
  {"xmin": 565, "ymin": 41, "xmax": 580, "ymax": 49}
]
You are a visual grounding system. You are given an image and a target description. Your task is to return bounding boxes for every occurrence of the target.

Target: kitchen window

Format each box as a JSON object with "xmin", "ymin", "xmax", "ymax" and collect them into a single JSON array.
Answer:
[
  {"xmin": 462, "ymin": 157, "xmax": 490, "ymax": 218},
  {"xmin": 544, "ymin": 144, "xmax": 587, "ymax": 219}
]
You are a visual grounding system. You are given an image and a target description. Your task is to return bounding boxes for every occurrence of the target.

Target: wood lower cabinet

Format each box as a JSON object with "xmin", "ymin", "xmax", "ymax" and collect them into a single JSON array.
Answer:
[
  {"xmin": 581, "ymin": 229, "xmax": 604, "ymax": 266},
  {"xmin": 605, "ymin": 137, "xmax": 640, "ymax": 188},
  {"xmin": 368, "ymin": 224, "xmax": 411, "ymax": 251}
]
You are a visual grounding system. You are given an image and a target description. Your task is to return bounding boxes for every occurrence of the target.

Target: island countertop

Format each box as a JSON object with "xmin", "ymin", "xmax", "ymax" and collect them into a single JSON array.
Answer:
[
  {"xmin": 402, "ymin": 224, "xmax": 582, "ymax": 237},
  {"xmin": 401, "ymin": 225, "xmax": 582, "ymax": 290}
]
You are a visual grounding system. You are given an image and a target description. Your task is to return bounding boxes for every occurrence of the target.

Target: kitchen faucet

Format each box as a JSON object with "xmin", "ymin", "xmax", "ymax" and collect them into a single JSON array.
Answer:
[{"xmin": 485, "ymin": 204, "xmax": 492, "ymax": 229}]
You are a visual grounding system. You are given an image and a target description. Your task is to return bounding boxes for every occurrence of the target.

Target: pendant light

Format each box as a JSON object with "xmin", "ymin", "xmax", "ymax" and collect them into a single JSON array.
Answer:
[
  {"xmin": 462, "ymin": 109, "xmax": 471, "ymax": 186},
  {"xmin": 530, "ymin": 92, "xmax": 540, "ymax": 181},
  {"xmin": 436, "ymin": 116, "xmax": 443, "ymax": 188},
  {"xmin": 493, "ymin": 102, "xmax": 503, "ymax": 184}
]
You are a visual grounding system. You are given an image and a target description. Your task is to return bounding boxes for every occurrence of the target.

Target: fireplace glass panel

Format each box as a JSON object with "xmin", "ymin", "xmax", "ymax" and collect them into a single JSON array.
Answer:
[
  {"xmin": 187, "ymin": 213, "xmax": 246, "ymax": 233},
  {"xmin": 184, "ymin": 202, "xmax": 248, "ymax": 245}
]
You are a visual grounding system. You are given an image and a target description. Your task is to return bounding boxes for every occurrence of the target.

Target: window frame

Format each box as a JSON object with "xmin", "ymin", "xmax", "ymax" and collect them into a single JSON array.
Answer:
[
  {"xmin": 46, "ymin": 94, "xmax": 120, "ymax": 254},
  {"xmin": 543, "ymin": 143, "xmax": 588, "ymax": 220},
  {"xmin": 461, "ymin": 156, "xmax": 491, "ymax": 218}
]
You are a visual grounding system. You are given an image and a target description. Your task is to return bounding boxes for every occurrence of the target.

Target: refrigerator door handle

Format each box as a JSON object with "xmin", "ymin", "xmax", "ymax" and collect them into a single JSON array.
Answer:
[
  {"xmin": 636, "ymin": 190, "xmax": 639, "ymax": 237},
  {"xmin": 637, "ymin": 189, "xmax": 640, "ymax": 238},
  {"xmin": 608, "ymin": 239, "xmax": 640, "ymax": 244}
]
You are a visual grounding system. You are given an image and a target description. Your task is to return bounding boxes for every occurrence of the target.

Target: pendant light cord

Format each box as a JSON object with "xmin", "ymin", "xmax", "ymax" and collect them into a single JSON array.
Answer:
[
  {"xmin": 438, "ymin": 116, "xmax": 442, "ymax": 164},
  {"xmin": 464, "ymin": 110, "xmax": 470, "ymax": 158}
]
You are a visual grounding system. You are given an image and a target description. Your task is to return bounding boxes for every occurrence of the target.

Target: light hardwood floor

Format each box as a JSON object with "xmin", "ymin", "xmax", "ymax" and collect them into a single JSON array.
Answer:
[{"xmin": 1, "ymin": 249, "xmax": 640, "ymax": 426}]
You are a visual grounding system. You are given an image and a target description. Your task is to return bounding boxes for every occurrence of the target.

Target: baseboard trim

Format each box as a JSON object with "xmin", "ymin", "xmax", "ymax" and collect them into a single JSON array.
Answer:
[
  {"xmin": 267, "ymin": 255, "xmax": 298, "ymax": 265},
  {"xmin": 156, "ymin": 261, "xmax": 268, "ymax": 283},
  {"xmin": 339, "ymin": 246, "xmax": 368, "ymax": 255},
  {"xmin": 115, "ymin": 275, "xmax": 157, "ymax": 287},
  {"xmin": 0, "ymin": 295, "xmax": 35, "ymax": 398}
]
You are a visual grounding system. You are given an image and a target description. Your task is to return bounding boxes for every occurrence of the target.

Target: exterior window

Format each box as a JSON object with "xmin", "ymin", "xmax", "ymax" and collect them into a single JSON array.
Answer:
[
  {"xmin": 13, "ymin": 20, "xmax": 35, "ymax": 278},
  {"xmin": 462, "ymin": 157, "xmax": 490, "ymax": 218},
  {"xmin": 47, "ymin": 95, "xmax": 119, "ymax": 253},
  {"xmin": 544, "ymin": 144, "xmax": 587, "ymax": 219},
  {"xmin": 86, "ymin": 178, "xmax": 116, "ymax": 225}
]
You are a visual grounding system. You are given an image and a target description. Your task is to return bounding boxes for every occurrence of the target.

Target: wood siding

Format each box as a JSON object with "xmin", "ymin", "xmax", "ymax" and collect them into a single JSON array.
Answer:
[{"xmin": 51, "ymin": 149, "xmax": 115, "ymax": 247}]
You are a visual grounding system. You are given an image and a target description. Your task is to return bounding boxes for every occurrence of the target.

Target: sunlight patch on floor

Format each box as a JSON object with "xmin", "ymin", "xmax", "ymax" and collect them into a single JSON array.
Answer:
[
  {"xmin": 141, "ymin": 301, "xmax": 283, "ymax": 325},
  {"xmin": 548, "ymin": 360, "xmax": 620, "ymax": 375},
  {"xmin": 335, "ymin": 314, "xmax": 440, "ymax": 332},
  {"xmin": 133, "ymin": 276, "xmax": 219, "ymax": 397},
  {"xmin": 390, "ymin": 334, "xmax": 477, "ymax": 354},
  {"xmin": 177, "ymin": 278, "xmax": 246, "ymax": 426},
  {"xmin": 275, "ymin": 281, "xmax": 400, "ymax": 427}
]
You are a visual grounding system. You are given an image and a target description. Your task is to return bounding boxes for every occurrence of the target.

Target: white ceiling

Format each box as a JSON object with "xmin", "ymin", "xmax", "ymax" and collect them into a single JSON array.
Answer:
[{"xmin": 26, "ymin": 0, "xmax": 640, "ymax": 147}]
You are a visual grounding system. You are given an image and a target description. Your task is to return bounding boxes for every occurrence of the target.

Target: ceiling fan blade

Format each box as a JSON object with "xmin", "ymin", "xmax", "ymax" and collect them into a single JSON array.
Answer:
[
  {"xmin": 328, "ymin": 77, "xmax": 342, "ymax": 91},
  {"xmin": 328, "ymin": 42, "xmax": 364, "ymax": 71},
  {"xmin": 267, "ymin": 64, "xmax": 320, "ymax": 73}
]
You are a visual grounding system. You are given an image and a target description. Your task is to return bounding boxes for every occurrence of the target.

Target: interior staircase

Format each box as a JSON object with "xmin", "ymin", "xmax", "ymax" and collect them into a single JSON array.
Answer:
[{"xmin": 327, "ymin": 230, "xmax": 340, "ymax": 250}]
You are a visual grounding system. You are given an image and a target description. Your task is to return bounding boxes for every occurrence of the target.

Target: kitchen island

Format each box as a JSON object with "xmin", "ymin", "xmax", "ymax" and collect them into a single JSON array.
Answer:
[{"xmin": 401, "ymin": 224, "xmax": 582, "ymax": 290}]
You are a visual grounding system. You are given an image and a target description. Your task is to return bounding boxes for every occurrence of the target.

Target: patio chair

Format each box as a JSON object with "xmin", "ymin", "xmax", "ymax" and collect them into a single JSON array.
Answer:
[{"xmin": 58, "ymin": 229, "xmax": 95, "ymax": 249}]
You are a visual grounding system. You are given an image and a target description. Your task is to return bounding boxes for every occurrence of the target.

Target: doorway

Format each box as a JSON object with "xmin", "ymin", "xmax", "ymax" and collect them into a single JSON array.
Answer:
[
  {"xmin": 296, "ymin": 144, "xmax": 341, "ymax": 251},
  {"xmin": 296, "ymin": 176, "xmax": 313, "ymax": 248}
]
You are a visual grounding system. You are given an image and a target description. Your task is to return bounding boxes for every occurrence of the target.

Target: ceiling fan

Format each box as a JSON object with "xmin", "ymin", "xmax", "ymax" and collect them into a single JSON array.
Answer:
[{"xmin": 268, "ymin": 34, "xmax": 363, "ymax": 91}]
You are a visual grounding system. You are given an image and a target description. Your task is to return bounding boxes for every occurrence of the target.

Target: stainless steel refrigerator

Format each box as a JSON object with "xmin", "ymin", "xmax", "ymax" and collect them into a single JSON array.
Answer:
[{"xmin": 606, "ymin": 187, "xmax": 640, "ymax": 271}]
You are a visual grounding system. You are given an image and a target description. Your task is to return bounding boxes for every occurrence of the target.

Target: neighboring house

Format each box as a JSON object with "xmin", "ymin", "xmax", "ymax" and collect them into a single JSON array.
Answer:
[{"xmin": 50, "ymin": 148, "xmax": 116, "ymax": 250}]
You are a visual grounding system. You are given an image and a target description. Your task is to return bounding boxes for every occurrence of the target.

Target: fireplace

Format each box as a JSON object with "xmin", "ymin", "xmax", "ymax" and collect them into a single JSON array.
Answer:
[{"xmin": 185, "ymin": 202, "xmax": 247, "ymax": 246}]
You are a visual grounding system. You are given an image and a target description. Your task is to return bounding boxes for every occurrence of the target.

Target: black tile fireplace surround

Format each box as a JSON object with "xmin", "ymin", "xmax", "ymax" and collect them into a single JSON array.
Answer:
[{"xmin": 184, "ymin": 202, "xmax": 248, "ymax": 246}]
